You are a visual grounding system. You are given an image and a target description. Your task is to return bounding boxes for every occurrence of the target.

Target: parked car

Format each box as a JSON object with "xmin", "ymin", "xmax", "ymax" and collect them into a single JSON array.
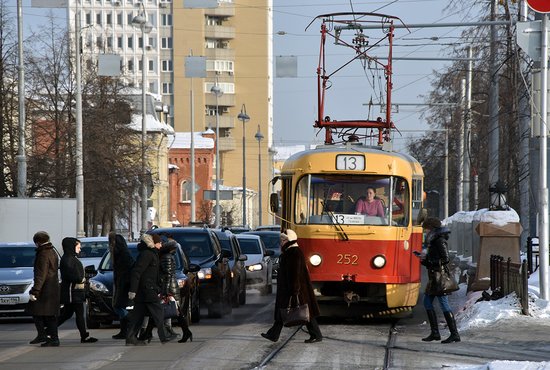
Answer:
[
  {"xmin": 243, "ymin": 230, "xmax": 281, "ymax": 278},
  {"xmin": 86, "ymin": 242, "xmax": 201, "ymax": 328},
  {"xmin": 78, "ymin": 237, "xmax": 110, "ymax": 269},
  {"xmin": 212, "ymin": 229, "xmax": 247, "ymax": 307},
  {"xmin": 235, "ymin": 234, "xmax": 274, "ymax": 295},
  {"xmin": 254, "ymin": 225, "xmax": 281, "ymax": 232},
  {"xmin": 0, "ymin": 242, "xmax": 61, "ymax": 317},
  {"xmin": 148, "ymin": 227, "xmax": 232, "ymax": 318}
]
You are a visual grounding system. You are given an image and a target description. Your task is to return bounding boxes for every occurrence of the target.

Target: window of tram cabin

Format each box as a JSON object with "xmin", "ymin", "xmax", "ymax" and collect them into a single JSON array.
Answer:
[
  {"xmin": 411, "ymin": 178, "xmax": 423, "ymax": 225},
  {"xmin": 294, "ymin": 174, "xmax": 410, "ymax": 226}
]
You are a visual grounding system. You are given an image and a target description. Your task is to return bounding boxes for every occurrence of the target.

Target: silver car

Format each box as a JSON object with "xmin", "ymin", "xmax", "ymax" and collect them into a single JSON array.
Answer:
[
  {"xmin": 0, "ymin": 243, "xmax": 39, "ymax": 316},
  {"xmin": 79, "ymin": 237, "xmax": 110, "ymax": 269},
  {"xmin": 236, "ymin": 234, "xmax": 274, "ymax": 296}
]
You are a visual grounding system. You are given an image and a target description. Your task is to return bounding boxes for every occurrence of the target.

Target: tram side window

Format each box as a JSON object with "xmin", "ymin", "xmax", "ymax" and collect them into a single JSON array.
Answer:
[
  {"xmin": 392, "ymin": 178, "xmax": 409, "ymax": 226},
  {"xmin": 411, "ymin": 179, "xmax": 423, "ymax": 226},
  {"xmin": 295, "ymin": 176, "xmax": 308, "ymax": 224}
]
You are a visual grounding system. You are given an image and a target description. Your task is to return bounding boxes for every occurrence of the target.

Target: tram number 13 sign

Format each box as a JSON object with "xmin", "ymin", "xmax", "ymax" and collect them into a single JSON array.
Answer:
[
  {"xmin": 336, "ymin": 154, "xmax": 365, "ymax": 171},
  {"xmin": 528, "ymin": 0, "xmax": 550, "ymax": 13}
]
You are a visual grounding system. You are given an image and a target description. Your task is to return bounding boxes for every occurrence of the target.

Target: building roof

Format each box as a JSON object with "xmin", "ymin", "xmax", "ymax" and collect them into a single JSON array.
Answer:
[{"xmin": 169, "ymin": 132, "xmax": 215, "ymax": 149}]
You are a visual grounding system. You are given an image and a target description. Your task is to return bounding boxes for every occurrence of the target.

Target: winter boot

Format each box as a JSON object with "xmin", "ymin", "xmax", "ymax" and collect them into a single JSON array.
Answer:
[
  {"xmin": 441, "ymin": 311, "xmax": 461, "ymax": 343},
  {"xmin": 422, "ymin": 309, "xmax": 441, "ymax": 342},
  {"xmin": 178, "ymin": 327, "xmax": 193, "ymax": 343},
  {"xmin": 112, "ymin": 316, "xmax": 128, "ymax": 339}
]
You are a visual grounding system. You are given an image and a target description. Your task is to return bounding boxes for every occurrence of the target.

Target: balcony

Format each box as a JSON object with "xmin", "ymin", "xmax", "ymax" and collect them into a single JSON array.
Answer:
[
  {"xmin": 205, "ymin": 48, "xmax": 235, "ymax": 59},
  {"xmin": 218, "ymin": 136, "xmax": 236, "ymax": 152},
  {"xmin": 205, "ymin": 25, "xmax": 235, "ymax": 40},
  {"xmin": 205, "ymin": 4, "xmax": 235, "ymax": 17},
  {"xmin": 206, "ymin": 114, "xmax": 234, "ymax": 129},
  {"xmin": 205, "ymin": 93, "xmax": 235, "ymax": 107}
]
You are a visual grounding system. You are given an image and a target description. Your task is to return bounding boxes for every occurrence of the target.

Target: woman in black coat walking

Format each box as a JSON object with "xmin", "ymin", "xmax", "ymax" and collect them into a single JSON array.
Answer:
[
  {"xmin": 109, "ymin": 233, "xmax": 134, "ymax": 339},
  {"xmin": 58, "ymin": 237, "xmax": 97, "ymax": 343},
  {"xmin": 261, "ymin": 228, "xmax": 322, "ymax": 343},
  {"xmin": 420, "ymin": 217, "xmax": 460, "ymax": 344}
]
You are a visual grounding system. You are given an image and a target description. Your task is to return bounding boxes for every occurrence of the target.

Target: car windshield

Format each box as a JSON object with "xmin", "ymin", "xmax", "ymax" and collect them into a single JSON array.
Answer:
[
  {"xmin": 173, "ymin": 234, "xmax": 214, "ymax": 258},
  {"xmin": 218, "ymin": 238, "xmax": 234, "ymax": 259},
  {"xmin": 0, "ymin": 246, "xmax": 36, "ymax": 268},
  {"xmin": 252, "ymin": 233, "xmax": 279, "ymax": 251},
  {"xmin": 238, "ymin": 239, "xmax": 262, "ymax": 255},
  {"xmin": 80, "ymin": 241, "xmax": 110, "ymax": 259}
]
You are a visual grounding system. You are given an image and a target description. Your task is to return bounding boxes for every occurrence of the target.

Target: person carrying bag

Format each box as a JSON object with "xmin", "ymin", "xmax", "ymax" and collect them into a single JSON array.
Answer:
[
  {"xmin": 261, "ymin": 229, "xmax": 322, "ymax": 343},
  {"xmin": 280, "ymin": 294, "xmax": 309, "ymax": 327}
]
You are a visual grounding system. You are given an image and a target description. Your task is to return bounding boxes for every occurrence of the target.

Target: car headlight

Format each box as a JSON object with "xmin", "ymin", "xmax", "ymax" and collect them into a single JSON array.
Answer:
[
  {"xmin": 309, "ymin": 254, "xmax": 322, "ymax": 266},
  {"xmin": 372, "ymin": 255, "xmax": 386, "ymax": 269},
  {"xmin": 197, "ymin": 268, "xmax": 212, "ymax": 280},
  {"xmin": 89, "ymin": 279, "xmax": 109, "ymax": 293},
  {"xmin": 246, "ymin": 263, "xmax": 263, "ymax": 272}
]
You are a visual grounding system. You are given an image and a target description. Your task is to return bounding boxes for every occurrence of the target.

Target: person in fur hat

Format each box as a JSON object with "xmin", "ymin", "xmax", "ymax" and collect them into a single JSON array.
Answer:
[
  {"xmin": 261, "ymin": 228, "xmax": 323, "ymax": 343},
  {"xmin": 58, "ymin": 237, "xmax": 97, "ymax": 343},
  {"xmin": 125, "ymin": 234, "xmax": 177, "ymax": 345}
]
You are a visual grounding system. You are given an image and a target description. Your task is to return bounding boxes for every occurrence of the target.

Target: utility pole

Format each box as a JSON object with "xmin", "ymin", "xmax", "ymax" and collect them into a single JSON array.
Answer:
[
  {"xmin": 463, "ymin": 46, "xmax": 473, "ymax": 211},
  {"xmin": 457, "ymin": 79, "xmax": 465, "ymax": 212},
  {"xmin": 488, "ymin": 0, "xmax": 500, "ymax": 187},
  {"xmin": 16, "ymin": 0, "xmax": 26, "ymax": 198}
]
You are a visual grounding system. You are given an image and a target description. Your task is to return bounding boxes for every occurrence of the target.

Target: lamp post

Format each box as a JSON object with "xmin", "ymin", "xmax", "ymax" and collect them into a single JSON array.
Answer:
[
  {"xmin": 132, "ymin": 5, "xmax": 153, "ymax": 235},
  {"xmin": 210, "ymin": 82, "xmax": 223, "ymax": 228},
  {"xmin": 75, "ymin": 5, "xmax": 85, "ymax": 237},
  {"xmin": 254, "ymin": 125, "xmax": 263, "ymax": 226},
  {"xmin": 238, "ymin": 104, "xmax": 250, "ymax": 226}
]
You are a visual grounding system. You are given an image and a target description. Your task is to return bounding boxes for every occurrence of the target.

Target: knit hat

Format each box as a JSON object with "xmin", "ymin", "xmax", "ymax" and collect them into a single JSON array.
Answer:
[{"xmin": 422, "ymin": 217, "xmax": 442, "ymax": 230}]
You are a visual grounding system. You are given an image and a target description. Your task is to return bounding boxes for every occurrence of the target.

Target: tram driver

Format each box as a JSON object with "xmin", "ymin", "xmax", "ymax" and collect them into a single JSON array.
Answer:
[{"xmin": 355, "ymin": 186, "xmax": 385, "ymax": 217}]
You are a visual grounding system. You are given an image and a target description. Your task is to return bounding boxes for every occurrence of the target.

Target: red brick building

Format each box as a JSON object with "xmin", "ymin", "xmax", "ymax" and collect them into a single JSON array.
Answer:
[{"xmin": 168, "ymin": 131, "xmax": 215, "ymax": 226}]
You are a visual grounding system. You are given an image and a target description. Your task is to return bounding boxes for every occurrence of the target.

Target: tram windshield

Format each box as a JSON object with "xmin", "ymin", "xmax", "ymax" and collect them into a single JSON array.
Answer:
[{"xmin": 295, "ymin": 175, "xmax": 410, "ymax": 226}]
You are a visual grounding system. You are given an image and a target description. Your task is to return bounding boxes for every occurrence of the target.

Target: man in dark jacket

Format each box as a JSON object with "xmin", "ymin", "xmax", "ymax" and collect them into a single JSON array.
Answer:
[
  {"xmin": 58, "ymin": 237, "xmax": 97, "ymax": 343},
  {"xmin": 261, "ymin": 229, "xmax": 322, "ymax": 343},
  {"xmin": 109, "ymin": 233, "xmax": 134, "ymax": 339},
  {"xmin": 27, "ymin": 231, "xmax": 60, "ymax": 347},
  {"xmin": 125, "ymin": 234, "xmax": 176, "ymax": 345}
]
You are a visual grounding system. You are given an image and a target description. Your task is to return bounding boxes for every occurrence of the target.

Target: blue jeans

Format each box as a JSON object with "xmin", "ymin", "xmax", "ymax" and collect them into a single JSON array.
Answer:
[{"xmin": 423, "ymin": 294, "xmax": 452, "ymax": 313}]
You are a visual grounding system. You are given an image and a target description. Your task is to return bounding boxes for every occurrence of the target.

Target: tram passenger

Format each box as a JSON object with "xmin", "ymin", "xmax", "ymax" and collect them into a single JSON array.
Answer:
[
  {"xmin": 355, "ymin": 186, "xmax": 385, "ymax": 217},
  {"xmin": 419, "ymin": 217, "xmax": 460, "ymax": 344},
  {"xmin": 261, "ymin": 229, "xmax": 323, "ymax": 343}
]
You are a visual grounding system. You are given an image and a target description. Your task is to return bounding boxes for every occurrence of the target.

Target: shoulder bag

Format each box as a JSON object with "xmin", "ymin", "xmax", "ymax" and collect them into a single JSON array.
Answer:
[{"xmin": 279, "ymin": 294, "xmax": 310, "ymax": 327}]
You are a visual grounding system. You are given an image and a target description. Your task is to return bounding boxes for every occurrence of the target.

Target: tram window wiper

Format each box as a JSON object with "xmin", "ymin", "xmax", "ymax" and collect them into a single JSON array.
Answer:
[{"xmin": 320, "ymin": 201, "xmax": 349, "ymax": 241}]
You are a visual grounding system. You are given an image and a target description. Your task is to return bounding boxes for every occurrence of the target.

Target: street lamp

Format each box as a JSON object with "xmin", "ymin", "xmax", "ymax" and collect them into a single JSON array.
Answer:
[
  {"xmin": 210, "ymin": 82, "xmax": 223, "ymax": 228},
  {"xmin": 132, "ymin": 4, "xmax": 153, "ymax": 235},
  {"xmin": 238, "ymin": 104, "xmax": 250, "ymax": 226},
  {"xmin": 254, "ymin": 125, "xmax": 263, "ymax": 226}
]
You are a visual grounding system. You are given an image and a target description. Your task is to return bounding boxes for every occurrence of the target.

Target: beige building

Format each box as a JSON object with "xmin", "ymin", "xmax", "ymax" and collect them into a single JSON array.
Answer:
[{"xmin": 172, "ymin": 0, "xmax": 273, "ymax": 227}]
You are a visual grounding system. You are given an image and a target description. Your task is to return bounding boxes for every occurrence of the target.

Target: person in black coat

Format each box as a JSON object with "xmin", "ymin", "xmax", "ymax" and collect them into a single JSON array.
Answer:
[
  {"xmin": 420, "ymin": 217, "xmax": 460, "ymax": 344},
  {"xmin": 109, "ymin": 233, "xmax": 134, "ymax": 340},
  {"xmin": 27, "ymin": 231, "xmax": 60, "ymax": 347},
  {"xmin": 261, "ymin": 228, "xmax": 322, "ymax": 343},
  {"xmin": 142, "ymin": 237, "xmax": 193, "ymax": 343},
  {"xmin": 58, "ymin": 237, "xmax": 97, "ymax": 343},
  {"xmin": 125, "ymin": 234, "xmax": 176, "ymax": 345}
]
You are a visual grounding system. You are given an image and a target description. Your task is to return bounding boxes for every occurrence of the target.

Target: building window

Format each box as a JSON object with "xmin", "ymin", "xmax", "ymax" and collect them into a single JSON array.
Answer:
[
  {"xmin": 117, "ymin": 36, "xmax": 123, "ymax": 49},
  {"xmin": 206, "ymin": 16, "xmax": 223, "ymax": 26},
  {"xmin": 161, "ymin": 60, "xmax": 172, "ymax": 72},
  {"xmin": 148, "ymin": 60, "xmax": 154, "ymax": 72},
  {"xmin": 205, "ymin": 38, "xmax": 228, "ymax": 49},
  {"xmin": 117, "ymin": 12, "xmax": 123, "ymax": 25},
  {"xmin": 148, "ymin": 36, "xmax": 155, "ymax": 48},
  {"xmin": 162, "ymin": 83, "xmax": 173, "ymax": 94},
  {"xmin": 106, "ymin": 13, "xmax": 112, "ymax": 25},
  {"xmin": 181, "ymin": 180, "xmax": 190, "ymax": 202},
  {"xmin": 107, "ymin": 36, "xmax": 113, "ymax": 48},
  {"xmin": 206, "ymin": 60, "xmax": 234, "ymax": 74},
  {"xmin": 127, "ymin": 12, "xmax": 133, "ymax": 26},
  {"xmin": 96, "ymin": 12, "xmax": 102, "ymax": 25},
  {"xmin": 161, "ymin": 14, "xmax": 172, "ymax": 26},
  {"xmin": 161, "ymin": 37, "xmax": 172, "ymax": 49},
  {"xmin": 204, "ymin": 82, "xmax": 234, "ymax": 94},
  {"xmin": 127, "ymin": 35, "xmax": 133, "ymax": 49},
  {"xmin": 138, "ymin": 36, "xmax": 144, "ymax": 49},
  {"xmin": 128, "ymin": 59, "xmax": 134, "ymax": 71},
  {"xmin": 85, "ymin": 12, "xmax": 92, "ymax": 25}
]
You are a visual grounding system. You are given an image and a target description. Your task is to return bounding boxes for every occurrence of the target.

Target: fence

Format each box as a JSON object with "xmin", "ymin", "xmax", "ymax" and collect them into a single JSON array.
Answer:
[{"xmin": 489, "ymin": 255, "xmax": 529, "ymax": 315}]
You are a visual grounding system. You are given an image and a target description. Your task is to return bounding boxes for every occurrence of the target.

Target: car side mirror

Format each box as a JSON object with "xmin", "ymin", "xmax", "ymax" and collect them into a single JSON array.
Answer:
[
  {"xmin": 265, "ymin": 249, "xmax": 275, "ymax": 257},
  {"xmin": 84, "ymin": 265, "xmax": 97, "ymax": 279},
  {"xmin": 238, "ymin": 254, "xmax": 248, "ymax": 261},
  {"xmin": 270, "ymin": 193, "xmax": 279, "ymax": 213},
  {"xmin": 187, "ymin": 263, "xmax": 201, "ymax": 273}
]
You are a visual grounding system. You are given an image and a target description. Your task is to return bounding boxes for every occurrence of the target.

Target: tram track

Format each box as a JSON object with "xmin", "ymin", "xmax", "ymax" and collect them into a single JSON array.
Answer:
[
  {"xmin": 254, "ymin": 326, "xmax": 302, "ymax": 369},
  {"xmin": 383, "ymin": 320, "xmax": 398, "ymax": 370}
]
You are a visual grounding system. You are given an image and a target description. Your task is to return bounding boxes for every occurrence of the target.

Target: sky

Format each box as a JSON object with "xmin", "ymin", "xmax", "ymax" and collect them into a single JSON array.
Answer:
[{"xmin": 11, "ymin": 0, "xmax": 484, "ymax": 153}]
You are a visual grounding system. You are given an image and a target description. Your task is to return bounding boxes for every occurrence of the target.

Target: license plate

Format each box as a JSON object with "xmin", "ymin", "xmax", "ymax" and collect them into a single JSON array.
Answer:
[{"xmin": 0, "ymin": 297, "xmax": 19, "ymax": 304}]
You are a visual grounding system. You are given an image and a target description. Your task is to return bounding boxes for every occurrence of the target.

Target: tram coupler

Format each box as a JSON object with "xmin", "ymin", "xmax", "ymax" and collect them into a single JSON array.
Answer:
[{"xmin": 343, "ymin": 291, "xmax": 360, "ymax": 307}]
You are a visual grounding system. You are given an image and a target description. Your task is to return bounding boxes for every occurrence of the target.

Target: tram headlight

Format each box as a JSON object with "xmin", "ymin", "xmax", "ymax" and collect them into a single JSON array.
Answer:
[
  {"xmin": 372, "ymin": 255, "xmax": 386, "ymax": 269},
  {"xmin": 309, "ymin": 254, "xmax": 322, "ymax": 266}
]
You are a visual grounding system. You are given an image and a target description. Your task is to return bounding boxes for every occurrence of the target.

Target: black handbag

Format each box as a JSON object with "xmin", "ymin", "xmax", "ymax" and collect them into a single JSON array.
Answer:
[
  {"xmin": 429, "ymin": 265, "xmax": 459, "ymax": 296},
  {"xmin": 279, "ymin": 295, "xmax": 310, "ymax": 327},
  {"xmin": 161, "ymin": 297, "xmax": 179, "ymax": 319}
]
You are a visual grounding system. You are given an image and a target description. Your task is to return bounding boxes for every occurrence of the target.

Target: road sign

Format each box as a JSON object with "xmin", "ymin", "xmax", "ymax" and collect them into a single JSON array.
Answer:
[
  {"xmin": 527, "ymin": 0, "xmax": 550, "ymax": 13},
  {"xmin": 203, "ymin": 190, "xmax": 233, "ymax": 201}
]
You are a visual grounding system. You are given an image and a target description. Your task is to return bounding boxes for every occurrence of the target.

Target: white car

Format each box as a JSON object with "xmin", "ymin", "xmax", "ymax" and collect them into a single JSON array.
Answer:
[
  {"xmin": 236, "ymin": 234, "xmax": 274, "ymax": 295},
  {"xmin": 78, "ymin": 237, "xmax": 110, "ymax": 269},
  {"xmin": 0, "ymin": 242, "xmax": 44, "ymax": 316}
]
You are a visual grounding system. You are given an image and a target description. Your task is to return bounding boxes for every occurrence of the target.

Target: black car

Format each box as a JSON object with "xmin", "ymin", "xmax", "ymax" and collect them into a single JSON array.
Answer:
[
  {"xmin": 148, "ymin": 227, "xmax": 232, "ymax": 318},
  {"xmin": 243, "ymin": 231, "xmax": 281, "ymax": 278},
  {"xmin": 212, "ymin": 229, "xmax": 247, "ymax": 307},
  {"xmin": 86, "ymin": 242, "xmax": 201, "ymax": 328}
]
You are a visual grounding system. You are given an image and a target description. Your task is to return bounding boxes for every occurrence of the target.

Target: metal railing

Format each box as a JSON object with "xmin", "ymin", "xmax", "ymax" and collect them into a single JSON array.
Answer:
[{"xmin": 490, "ymin": 255, "xmax": 529, "ymax": 315}]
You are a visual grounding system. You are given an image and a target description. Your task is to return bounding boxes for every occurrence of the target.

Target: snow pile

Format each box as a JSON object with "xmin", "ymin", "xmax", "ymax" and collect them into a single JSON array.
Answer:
[{"xmin": 453, "ymin": 361, "xmax": 550, "ymax": 370}]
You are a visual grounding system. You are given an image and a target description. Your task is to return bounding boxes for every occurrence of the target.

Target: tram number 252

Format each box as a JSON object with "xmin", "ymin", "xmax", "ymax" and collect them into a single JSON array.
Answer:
[{"xmin": 336, "ymin": 254, "xmax": 358, "ymax": 265}]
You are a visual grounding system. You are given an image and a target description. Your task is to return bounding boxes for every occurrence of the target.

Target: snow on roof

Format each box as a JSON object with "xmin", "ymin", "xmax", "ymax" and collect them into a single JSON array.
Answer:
[
  {"xmin": 128, "ymin": 113, "xmax": 175, "ymax": 134},
  {"xmin": 169, "ymin": 132, "xmax": 215, "ymax": 149},
  {"xmin": 272, "ymin": 145, "xmax": 316, "ymax": 161},
  {"xmin": 444, "ymin": 208, "xmax": 520, "ymax": 226}
]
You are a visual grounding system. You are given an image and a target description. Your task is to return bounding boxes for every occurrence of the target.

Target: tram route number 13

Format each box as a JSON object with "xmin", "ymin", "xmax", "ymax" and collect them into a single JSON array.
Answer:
[
  {"xmin": 336, "ymin": 155, "xmax": 365, "ymax": 171},
  {"xmin": 336, "ymin": 253, "xmax": 358, "ymax": 265}
]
